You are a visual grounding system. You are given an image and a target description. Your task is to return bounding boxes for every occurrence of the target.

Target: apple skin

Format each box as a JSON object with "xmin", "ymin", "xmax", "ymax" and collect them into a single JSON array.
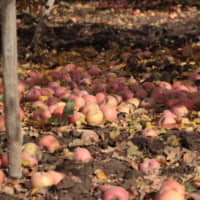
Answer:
[
  {"xmin": 159, "ymin": 181, "xmax": 185, "ymax": 197},
  {"xmin": 32, "ymin": 101, "xmax": 48, "ymax": 109},
  {"xmin": 100, "ymin": 104, "xmax": 117, "ymax": 121},
  {"xmin": 142, "ymin": 128, "xmax": 158, "ymax": 137},
  {"xmin": 26, "ymin": 87, "xmax": 41, "ymax": 101},
  {"xmin": 39, "ymin": 135, "xmax": 60, "ymax": 153},
  {"xmin": 103, "ymin": 186, "xmax": 129, "ymax": 200},
  {"xmin": 96, "ymin": 93, "xmax": 106, "ymax": 105},
  {"xmin": 32, "ymin": 108, "xmax": 52, "ymax": 122},
  {"xmin": 31, "ymin": 172, "xmax": 54, "ymax": 188},
  {"xmin": 48, "ymin": 171, "xmax": 66, "ymax": 185},
  {"xmin": 0, "ymin": 170, "xmax": 4, "ymax": 184},
  {"xmin": 74, "ymin": 147, "xmax": 93, "ymax": 162},
  {"xmin": 22, "ymin": 142, "xmax": 42, "ymax": 160},
  {"xmin": 1, "ymin": 152, "xmax": 8, "ymax": 168},
  {"xmin": 171, "ymin": 105, "xmax": 188, "ymax": 117},
  {"xmin": 156, "ymin": 190, "xmax": 184, "ymax": 200},
  {"xmin": 22, "ymin": 152, "xmax": 38, "ymax": 167},
  {"xmin": 140, "ymin": 159, "xmax": 160, "ymax": 174},
  {"xmin": 1, "ymin": 152, "xmax": 38, "ymax": 168},
  {"xmin": 86, "ymin": 109, "xmax": 104, "ymax": 126}
]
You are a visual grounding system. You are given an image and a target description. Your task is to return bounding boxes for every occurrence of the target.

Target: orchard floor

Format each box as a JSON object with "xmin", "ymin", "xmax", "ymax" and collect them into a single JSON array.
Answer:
[{"xmin": 1, "ymin": 1, "xmax": 200, "ymax": 200}]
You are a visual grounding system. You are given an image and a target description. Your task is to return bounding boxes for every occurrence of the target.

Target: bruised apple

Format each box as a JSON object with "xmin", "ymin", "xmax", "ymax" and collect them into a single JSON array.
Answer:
[
  {"xmin": 140, "ymin": 159, "xmax": 160, "ymax": 174},
  {"xmin": 103, "ymin": 186, "xmax": 129, "ymax": 200},
  {"xmin": 81, "ymin": 130, "xmax": 99, "ymax": 144},
  {"xmin": 74, "ymin": 147, "xmax": 93, "ymax": 162},
  {"xmin": 39, "ymin": 135, "xmax": 60, "ymax": 153},
  {"xmin": 32, "ymin": 108, "xmax": 51, "ymax": 123}
]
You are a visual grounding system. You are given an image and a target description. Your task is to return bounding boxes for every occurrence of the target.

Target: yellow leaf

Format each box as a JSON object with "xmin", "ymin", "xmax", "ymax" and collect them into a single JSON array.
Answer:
[
  {"xmin": 95, "ymin": 169, "xmax": 107, "ymax": 180},
  {"xmin": 189, "ymin": 61, "xmax": 196, "ymax": 65},
  {"xmin": 182, "ymin": 72, "xmax": 190, "ymax": 76},
  {"xmin": 39, "ymin": 96, "xmax": 49, "ymax": 102},
  {"xmin": 31, "ymin": 188, "xmax": 38, "ymax": 196},
  {"xmin": 52, "ymin": 49, "xmax": 57, "ymax": 54},
  {"xmin": 194, "ymin": 118, "xmax": 200, "ymax": 124}
]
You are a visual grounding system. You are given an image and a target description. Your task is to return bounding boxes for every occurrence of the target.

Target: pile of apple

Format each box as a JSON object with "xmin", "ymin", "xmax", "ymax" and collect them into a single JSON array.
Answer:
[{"xmin": 11, "ymin": 63, "xmax": 199, "ymax": 130}]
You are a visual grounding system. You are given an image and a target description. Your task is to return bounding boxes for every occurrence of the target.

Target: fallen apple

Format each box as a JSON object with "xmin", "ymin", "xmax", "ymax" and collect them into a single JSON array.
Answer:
[
  {"xmin": 39, "ymin": 135, "xmax": 60, "ymax": 153},
  {"xmin": 22, "ymin": 152, "xmax": 38, "ymax": 167},
  {"xmin": 103, "ymin": 186, "xmax": 129, "ymax": 200},
  {"xmin": 159, "ymin": 180, "xmax": 185, "ymax": 197},
  {"xmin": 0, "ymin": 170, "xmax": 4, "ymax": 184},
  {"xmin": 26, "ymin": 87, "xmax": 41, "ymax": 101},
  {"xmin": 31, "ymin": 172, "xmax": 54, "ymax": 188},
  {"xmin": 156, "ymin": 189, "xmax": 184, "ymax": 200},
  {"xmin": 32, "ymin": 108, "xmax": 52, "ymax": 123},
  {"xmin": 171, "ymin": 105, "xmax": 188, "ymax": 117},
  {"xmin": 86, "ymin": 109, "xmax": 104, "ymax": 126},
  {"xmin": 140, "ymin": 159, "xmax": 160, "ymax": 174},
  {"xmin": 100, "ymin": 104, "xmax": 117, "ymax": 121},
  {"xmin": 74, "ymin": 147, "xmax": 93, "ymax": 162},
  {"xmin": 22, "ymin": 142, "xmax": 42, "ymax": 160},
  {"xmin": 48, "ymin": 170, "xmax": 66, "ymax": 185},
  {"xmin": 142, "ymin": 128, "xmax": 158, "ymax": 137}
]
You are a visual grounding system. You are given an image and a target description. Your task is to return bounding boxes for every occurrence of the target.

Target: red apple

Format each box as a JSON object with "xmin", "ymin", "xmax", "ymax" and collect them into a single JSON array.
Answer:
[
  {"xmin": 159, "ymin": 181, "xmax": 185, "ymax": 196},
  {"xmin": 103, "ymin": 186, "xmax": 129, "ymax": 200},
  {"xmin": 39, "ymin": 135, "xmax": 60, "ymax": 153},
  {"xmin": 31, "ymin": 172, "xmax": 54, "ymax": 188},
  {"xmin": 100, "ymin": 104, "xmax": 117, "ymax": 121},
  {"xmin": 81, "ymin": 130, "xmax": 99, "ymax": 144},
  {"xmin": 105, "ymin": 95, "xmax": 118, "ymax": 107},
  {"xmin": 69, "ymin": 112, "xmax": 85, "ymax": 125},
  {"xmin": 74, "ymin": 147, "xmax": 93, "ymax": 162},
  {"xmin": 142, "ymin": 128, "xmax": 158, "ymax": 137},
  {"xmin": 48, "ymin": 170, "xmax": 66, "ymax": 185},
  {"xmin": 127, "ymin": 97, "xmax": 140, "ymax": 108},
  {"xmin": 32, "ymin": 108, "xmax": 52, "ymax": 122},
  {"xmin": 117, "ymin": 103, "xmax": 133, "ymax": 114},
  {"xmin": 140, "ymin": 159, "xmax": 160, "ymax": 174},
  {"xmin": 22, "ymin": 152, "xmax": 38, "ymax": 167},
  {"xmin": 171, "ymin": 105, "xmax": 188, "ymax": 117},
  {"xmin": 156, "ymin": 190, "xmax": 184, "ymax": 200},
  {"xmin": 1, "ymin": 152, "xmax": 8, "ymax": 168},
  {"xmin": 32, "ymin": 101, "xmax": 48, "ymax": 109},
  {"xmin": 86, "ymin": 109, "xmax": 103, "ymax": 125},
  {"xmin": 26, "ymin": 87, "xmax": 41, "ymax": 101},
  {"xmin": 81, "ymin": 102, "xmax": 99, "ymax": 115},
  {"xmin": 0, "ymin": 170, "xmax": 4, "ymax": 184},
  {"xmin": 22, "ymin": 142, "xmax": 42, "ymax": 160},
  {"xmin": 96, "ymin": 92, "xmax": 106, "ymax": 104}
]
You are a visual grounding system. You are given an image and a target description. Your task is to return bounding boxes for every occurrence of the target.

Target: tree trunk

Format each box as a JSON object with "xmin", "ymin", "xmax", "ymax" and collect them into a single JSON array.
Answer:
[
  {"xmin": 1, "ymin": 0, "xmax": 22, "ymax": 178},
  {"xmin": 32, "ymin": 0, "xmax": 55, "ymax": 46}
]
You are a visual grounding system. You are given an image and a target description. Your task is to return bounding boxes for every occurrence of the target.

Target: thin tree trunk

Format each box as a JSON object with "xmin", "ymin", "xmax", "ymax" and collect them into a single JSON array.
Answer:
[
  {"xmin": 32, "ymin": 0, "xmax": 55, "ymax": 46},
  {"xmin": 1, "ymin": 0, "xmax": 22, "ymax": 178}
]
